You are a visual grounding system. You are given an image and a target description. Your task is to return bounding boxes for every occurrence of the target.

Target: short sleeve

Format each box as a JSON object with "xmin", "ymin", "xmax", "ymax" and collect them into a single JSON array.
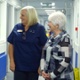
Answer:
[{"xmin": 39, "ymin": 26, "xmax": 47, "ymax": 46}]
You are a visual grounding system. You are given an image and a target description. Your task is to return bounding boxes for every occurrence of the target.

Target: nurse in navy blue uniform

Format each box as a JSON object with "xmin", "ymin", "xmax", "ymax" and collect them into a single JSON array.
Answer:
[{"xmin": 7, "ymin": 6, "xmax": 47, "ymax": 80}]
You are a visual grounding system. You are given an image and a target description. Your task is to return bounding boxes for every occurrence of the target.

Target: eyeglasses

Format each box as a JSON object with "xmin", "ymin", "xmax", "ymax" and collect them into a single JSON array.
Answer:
[{"xmin": 22, "ymin": 32, "xmax": 26, "ymax": 40}]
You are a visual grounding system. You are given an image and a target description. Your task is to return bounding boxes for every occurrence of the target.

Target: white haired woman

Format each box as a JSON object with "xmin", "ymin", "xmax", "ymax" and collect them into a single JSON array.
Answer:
[
  {"xmin": 39, "ymin": 11, "xmax": 74, "ymax": 80},
  {"xmin": 7, "ymin": 6, "xmax": 47, "ymax": 80}
]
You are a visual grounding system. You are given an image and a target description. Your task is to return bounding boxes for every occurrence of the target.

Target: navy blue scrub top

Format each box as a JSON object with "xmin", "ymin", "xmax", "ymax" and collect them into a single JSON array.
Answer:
[{"xmin": 7, "ymin": 23, "xmax": 47, "ymax": 71}]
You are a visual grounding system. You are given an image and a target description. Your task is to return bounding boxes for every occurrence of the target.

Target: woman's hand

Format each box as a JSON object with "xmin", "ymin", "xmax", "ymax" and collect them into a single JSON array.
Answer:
[
  {"xmin": 8, "ymin": 44, "xmax": 15, "ymax": 72},
  {"xmin": 10, "ymin": 60, "xmax": 15, "ymax": 72},
  {"xmin": 42, "ymin": 71, "xmax": 51, "ymax": 80}
]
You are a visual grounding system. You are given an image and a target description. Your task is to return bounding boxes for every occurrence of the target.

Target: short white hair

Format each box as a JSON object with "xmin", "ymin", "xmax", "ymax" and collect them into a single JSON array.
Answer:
[
  {"xmin": 48, "ymin": 11, "xmax": 66, "ymax": 30},
  {"xmin": 21, "ymin": 6, "xmax": 38, "ymax": 27}
]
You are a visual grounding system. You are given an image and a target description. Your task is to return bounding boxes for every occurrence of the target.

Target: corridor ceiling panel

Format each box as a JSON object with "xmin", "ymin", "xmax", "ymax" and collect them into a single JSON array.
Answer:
[{"xmin": 19, "ymin": 0, "xmax": 73, "ymax": 15}]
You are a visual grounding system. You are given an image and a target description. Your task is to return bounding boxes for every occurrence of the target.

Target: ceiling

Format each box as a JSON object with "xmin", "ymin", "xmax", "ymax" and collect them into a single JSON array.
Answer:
[{"xmin": 19, "ymin": 0, "xmax": 73, "ymax": 16}]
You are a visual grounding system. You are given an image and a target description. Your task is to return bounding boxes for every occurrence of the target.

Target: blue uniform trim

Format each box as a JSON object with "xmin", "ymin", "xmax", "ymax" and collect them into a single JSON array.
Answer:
[{"xmin": 0, "ymin": 52, "xmax": 7, "ymax": 80}]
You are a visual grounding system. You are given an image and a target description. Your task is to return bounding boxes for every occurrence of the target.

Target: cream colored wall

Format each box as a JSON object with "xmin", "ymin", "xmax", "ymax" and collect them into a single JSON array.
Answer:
[
  {"xmin": 71, "ymin": 0, "xmax": 80, "ymax": 79},
  {"xmin": 0, "ymin": 0, "xmax": 22, "ymax": 75},
  {"xmin": 72, "ymin": 0, "xmax": 80, "ymax": 68}
]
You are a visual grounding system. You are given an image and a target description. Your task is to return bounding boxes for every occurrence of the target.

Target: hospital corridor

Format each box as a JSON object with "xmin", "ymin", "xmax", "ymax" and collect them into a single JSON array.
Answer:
[{"xmin": 0, "ymin": 0, "xmax": 80, "ymax": 80}]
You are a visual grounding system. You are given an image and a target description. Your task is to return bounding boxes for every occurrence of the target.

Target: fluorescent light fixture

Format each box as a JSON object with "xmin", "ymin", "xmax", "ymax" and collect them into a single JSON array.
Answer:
[
  {"xmin": 52, "ymin": 3, "xmax": 55, "ymax": 6},
  {"xmin": 40, "ymin": 2, "xmax": 43, "ymax": 5},
  {"xmin": 40, "ymin": 2, "xmax": 55, "ymax": 7},
  {"xmin": 48, "ymin": 3, "xmax": 55, "ymax": 6},
  {"xmin": 40, "ymin": 2, "xmax": 47, "ymax": 6}
]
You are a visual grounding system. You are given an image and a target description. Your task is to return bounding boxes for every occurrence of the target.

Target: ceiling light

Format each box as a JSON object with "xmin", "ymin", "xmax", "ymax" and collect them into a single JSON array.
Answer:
[
  {"xmin": 40, "ymin": 2, "xmax": 43, "ymax": 5},
  {"xmin": 52, "ymin": 3, "xmax": 55, "ymax": 6},
  {"xmin": 40, "ymin": 2, "xmax": 55, "ymax": 8},
  {"xmin": 40, "ymin": 2, "xmax": 47, "ymax": 6}
]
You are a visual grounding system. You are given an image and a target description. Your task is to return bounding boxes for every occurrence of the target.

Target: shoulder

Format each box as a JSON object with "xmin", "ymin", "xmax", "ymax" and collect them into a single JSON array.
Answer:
[
  {"xmin": 37, "ymin": 23, "xmax": 45, "ymax": 30},
  {"xmin": 59, "ymin": 34, "xmax": 70, "ymax": 47},
  {"xmin": 13, "ymin": 23, "xmax": 23, "ymax": 31},
  {"xmin": 14, "ymin": 23, "xmax": 23, "ymax": 28},
  {"xmin": 36, "ymin": 23, "xmax": 45, "ymax": 28},
  {"xmin": 32, "ymin": 23, "xmax": 45, "ymax": 33},
  {"xmin": 30, "ymin": 23, "xmax": 45, "ymax": 30}
]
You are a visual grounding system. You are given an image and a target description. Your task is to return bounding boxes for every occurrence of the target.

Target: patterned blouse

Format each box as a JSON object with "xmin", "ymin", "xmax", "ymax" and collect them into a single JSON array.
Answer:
[{"xmin": 40, "ymin": 30, "xmax": 74, "ymax": 80}]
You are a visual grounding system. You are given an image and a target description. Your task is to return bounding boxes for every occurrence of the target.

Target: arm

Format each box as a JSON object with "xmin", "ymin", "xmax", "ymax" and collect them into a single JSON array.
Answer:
[
  {"xmin": 8, "ymin": 43, "xmax": 15, "ymax": 72},
  {"xmin": 38, "ymin": 25, "xmax": 47, "ymax": 74},
  {"xmin": 39, "ymin": 50, "xmax": 51, "ymax": 80},
  {"xmin": 7, "ymin": 25, "xmax": 16, "ymax": 71},
  {"xmin": 40, "ymin": 50, "xmax": 46, "ymax": 71},
  {"xmin": 38, "ymin": 49, "xmax": 46, "ymax": 75}
]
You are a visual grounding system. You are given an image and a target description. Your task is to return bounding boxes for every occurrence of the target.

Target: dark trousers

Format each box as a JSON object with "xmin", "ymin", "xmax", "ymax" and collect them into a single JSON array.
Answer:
[
  {"xmin": 54, "ymin": 78, "xmax": 69, "ymax": 80},
  {"xmin": 54, "ymin": 77, "xmax": 69, "ymax": 80},
  {"xmin": 14, "ymin": 70, "xmax": 38, "ymax": 80}
]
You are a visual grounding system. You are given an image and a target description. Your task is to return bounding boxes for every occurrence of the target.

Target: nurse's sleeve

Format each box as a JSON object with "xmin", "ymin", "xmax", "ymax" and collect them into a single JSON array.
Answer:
[
  {"xmin": 39, "ymin": 26, "xmax": 47, "ymax": 46},
  {"xmin": 7, "ymin": 28, "xmax": 15, "ymax": 44}
]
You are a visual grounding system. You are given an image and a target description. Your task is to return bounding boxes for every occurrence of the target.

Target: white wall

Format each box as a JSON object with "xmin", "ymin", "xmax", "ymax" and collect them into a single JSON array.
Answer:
[
  {"xmin": 0, "ymin": 0, "xmax": 22, "ymax": 75},
  {"xmin": 0, "ymin": 1, "xmax": 7, "ymax": 42},
  {"xmin": 0, "ymin": 1, "xmax": 7, "ymax": 79},
  {"xmin": 0, "ymin": 1, "xmax": 7, "ymax": 54},
  {"xmin": 14, "ymin": 8, "xmax": 21, "ymax": 24},
  {"xmin": 71, "ymin": 0, "xmax": 80, "ymax": 70},
  {"xmin": 0, "ymin": 0, "xmax": 22, "ymax": 52},
  {"xmin": 66, "ymin": 15, "xmax": 71, "ymax": 34},
  {"xmin": 6, "ymin": 0, "xmax": 22, "ymax": 73}
]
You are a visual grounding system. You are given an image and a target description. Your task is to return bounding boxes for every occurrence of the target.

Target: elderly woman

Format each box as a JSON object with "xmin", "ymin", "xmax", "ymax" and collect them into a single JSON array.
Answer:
[
  {"xmin": 7, "ymin": 6, "xmax": 47, "ymax": 80},
  {"xmin": 40, "ymin": 11, "xmax": 74, "ymax": 80}
]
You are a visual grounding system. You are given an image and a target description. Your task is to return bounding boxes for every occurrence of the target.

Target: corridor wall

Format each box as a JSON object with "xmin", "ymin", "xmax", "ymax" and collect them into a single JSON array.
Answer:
[
  {"xmin": 0, "ymin": 1, "xmax": 7, "ymax": 79},
  {"xmin": 71, "ymin": 0, "xmax": 80, "ymax": 79},
  {"xmin": 0, "ymin": 0, "xmax": 22, "ymax": 79}
]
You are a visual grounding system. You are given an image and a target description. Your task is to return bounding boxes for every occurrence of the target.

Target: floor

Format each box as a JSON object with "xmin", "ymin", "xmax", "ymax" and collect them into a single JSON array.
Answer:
[
  {"xmin": 6, "ymin": 72, "xmax": 13, "ymax": 80},
  {"xmin": 5, "ymin": 72, "xmax": 44, "ymax": 80}
]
